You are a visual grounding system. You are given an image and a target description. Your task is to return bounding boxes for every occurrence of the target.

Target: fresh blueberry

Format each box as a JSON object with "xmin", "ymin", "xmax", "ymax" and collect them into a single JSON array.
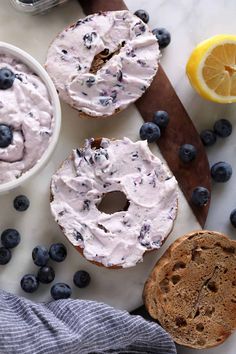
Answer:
[
  {"xmin": 21, "ymin": 274, "xmax": 39, "ymax": 293},
  {"xmin": 37, "ymin": 266, "xmax": 55, "ymax": 284},
  {"xmin": 13, "ymin": 195, "xmax": 30, "ymax": 212},
  {"xmin": 200, "ymin": 129, "xmax": 217, "ymax": 146},
  {"xmin": 0, "ymin": 247, "xmax": 11, "ymax": 265},
  {"xmin": 1, "ymin": 229, "xmax": 21, "ymax": 249},
  {"xmin": 51, "ymin": 283, "xmax": 72, "ymax": 300},
  {"xmin": 211, "ymin": 162, "xmax": 232, "ymax": 183},
  {"xmin": 153, "ymin": 111, "xmax": 169, "ymax": 128},
  {"xmin": 214, "ymin": 119, "xmax": 232, "ymax": 138},
  {"xmin": 152, "ymin": 28, "xmax": 171, "ymax": 49},
  {"xmin": 32, "ymin": 246, "xmax": 49, "ymax": 267},
  {"xmin": 49, "ymin": 243, "xmax": 67, "ymax": 262},
  {"xmin": 139, "ymin": 122, "xmax": 161, "ymax": 143},
  {"xmin": 73, "ymin": 270, "xmax": 91, "ymax": 288},
  {"xmin": 191, "ymin": 187, "xmax": 210, "ymax": 206},
  {"xmin": 179, "ymin": 144, "xmax": 197, "ymax": 163},
  {"xmin": 0, "ymin": 68, "xmax": 15, "ymax": 90},
  {"xmin": 134, "ymin": 9, "xmax": 149, "ymax": 24},
  {"xmin": 230, "ymin": 209, "xmax": 236, "ymax": 228},
  {"xmin": 0, "ymin": 124, "xmax": 13, "ymax": 148}
]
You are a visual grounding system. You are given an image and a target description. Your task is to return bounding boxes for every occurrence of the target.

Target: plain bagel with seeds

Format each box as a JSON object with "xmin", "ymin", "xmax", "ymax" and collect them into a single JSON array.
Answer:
[
  {"xmin": 45, "ymin": 10, "xmax": 160, "ymax": 118},
  {"xmin": 143, "ymin": 230, "xmax": 236, "ymax": 349}
]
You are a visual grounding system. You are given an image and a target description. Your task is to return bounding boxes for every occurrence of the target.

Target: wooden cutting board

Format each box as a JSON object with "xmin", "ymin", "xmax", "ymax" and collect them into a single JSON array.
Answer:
[{"xmin": 79, "ymin": 0, "xmax": 211, "ymax": 229}]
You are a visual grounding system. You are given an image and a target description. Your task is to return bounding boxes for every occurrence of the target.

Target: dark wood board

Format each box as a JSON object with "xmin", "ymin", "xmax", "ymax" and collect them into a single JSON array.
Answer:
[{"xmin": 79, "ymin": 0, "xmax": 211, "ymax": 228}]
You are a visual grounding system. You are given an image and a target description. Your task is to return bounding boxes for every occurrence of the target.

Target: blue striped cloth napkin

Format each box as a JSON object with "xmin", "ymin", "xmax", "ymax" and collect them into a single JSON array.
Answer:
[{"xmin": 0, "ymin": 290, "xmax": 176, "ymax": 353}]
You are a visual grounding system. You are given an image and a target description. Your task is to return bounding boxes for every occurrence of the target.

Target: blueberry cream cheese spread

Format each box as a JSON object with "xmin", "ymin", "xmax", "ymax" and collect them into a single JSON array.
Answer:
[
  {"xmin": 50, "ymin": 138, "xmax": 178, "ymax": 268},
  {"xmin": 0, "ymin": 54, "xmax": 54, "ymax": 184},
  {"xmin": 45, "ymin": 10, "xmax": 160, "ymax": 118}
]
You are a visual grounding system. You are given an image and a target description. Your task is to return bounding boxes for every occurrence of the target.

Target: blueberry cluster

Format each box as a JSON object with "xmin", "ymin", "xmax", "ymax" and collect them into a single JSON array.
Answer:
[
  {"xmin": 139, "ymin": 109, "xmax": 212, "ymax": 207},
  {"xmin": 200, "ymin": 119, "xmax": 236, "ymax": 223},
  {"xmin": 21, "ymin": 243, "xmax": 91, "ymax": 300},
  {"xmin": 0, "ymin": 229, "xmax": 21, "ymax": 265},
  {"xmin": 200, "ymin": 119, "xmax": 233, "ymax": 184},
  {"xmin": 0, "ymin": 68, "xmax": 15, "ymax": 148},
  {"xmin": 175, "ymin": 119, "xmax": 233, "ymax": 206},
  {"xmin": 139, "ymin": 110, "xmax": 169, "ymax": 142},
  {"xmin": 134, "ymin": 9, "xmax": 171, "ymax": 49},
  {"xmin": 200, "ymin": 119, "xmax": 232, "ymax": 146},
  {"xmin": 0, "ymin": 195, "xmax": 30, "ymax": 264}
]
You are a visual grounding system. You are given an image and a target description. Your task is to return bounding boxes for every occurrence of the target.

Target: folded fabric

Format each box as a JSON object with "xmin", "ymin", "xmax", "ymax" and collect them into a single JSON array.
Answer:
[{"xmin": 0, "ymin": 290, "xmax": 176, "ymax": 354}]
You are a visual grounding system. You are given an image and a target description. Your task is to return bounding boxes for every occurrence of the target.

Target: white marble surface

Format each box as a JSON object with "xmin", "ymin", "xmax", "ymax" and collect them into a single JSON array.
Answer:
[{"xmin": 1, "ymin": 0, "xmax": 236, "ymax": 353}]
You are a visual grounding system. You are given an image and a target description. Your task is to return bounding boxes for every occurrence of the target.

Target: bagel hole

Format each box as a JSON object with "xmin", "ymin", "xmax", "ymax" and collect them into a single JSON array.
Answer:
[
  {"xmin": 172, "ymin": 261, "xmax": 186, "ymax": 271},
  {"xmin": 89, "ymin": 41, "xmax": 126, "ymax": 74},
  {"xmin": 196, "ymin": 323, "xmax": 204, "ymax": 332},
  {"xmin": 171, "ymin": 275, "xmax": 181, "ymax": 285},
  {"xmin": 159, "ymin": 278, "xmax": 170, "ymax": 293},
  {"xmin": 97, "ymin": 191, "xmax": 129, "ymax": 214},
  {"xmin": 207, "ymin": 281, "xmax": 218, "ymax": 292},
  {"xmin": 175, "ymin": 317, "xmax": 187, "ymax": 327}
]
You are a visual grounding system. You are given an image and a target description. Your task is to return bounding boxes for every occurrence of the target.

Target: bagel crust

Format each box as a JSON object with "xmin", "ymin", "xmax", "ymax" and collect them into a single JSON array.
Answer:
[
  {"xmin": 143, "ymin": 230, "xmax": 236, "ymax": 349},
  {"xmin": 45, "ymin": 11, "xmax": 160, "ymax": 117},
  {"xmin": 50, "ymin": 137, "xmax": 178, "ymax": 268}
]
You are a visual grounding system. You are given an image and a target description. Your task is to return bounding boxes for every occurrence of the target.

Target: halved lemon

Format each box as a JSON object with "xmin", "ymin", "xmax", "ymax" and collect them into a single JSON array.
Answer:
[{"xmin": 186, "ymin": 35, "xmax": 236, "ymax": 103}]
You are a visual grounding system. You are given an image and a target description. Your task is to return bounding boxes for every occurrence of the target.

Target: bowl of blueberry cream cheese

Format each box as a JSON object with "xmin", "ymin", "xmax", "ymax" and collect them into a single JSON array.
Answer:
[{"xmin": 0, "ymin": 42, "xmax": 61, "ymax": 193}]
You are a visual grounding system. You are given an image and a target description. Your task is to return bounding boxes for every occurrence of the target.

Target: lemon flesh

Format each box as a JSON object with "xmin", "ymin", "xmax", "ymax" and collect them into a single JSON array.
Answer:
[{"xmin": 186, "ymin": 35, "xmax": 236, "ymax": 103}]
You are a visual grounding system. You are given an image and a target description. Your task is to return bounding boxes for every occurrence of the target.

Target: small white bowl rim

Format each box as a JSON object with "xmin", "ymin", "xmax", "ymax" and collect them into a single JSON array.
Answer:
[{"xmin": 0, "ymin": 41, "xmax": 61, "ymax": 194}]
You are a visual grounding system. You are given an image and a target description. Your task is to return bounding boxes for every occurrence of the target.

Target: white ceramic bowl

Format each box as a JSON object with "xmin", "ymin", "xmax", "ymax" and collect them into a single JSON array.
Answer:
[{"xmin": 0, "ymin": 41, "xmax": 61, "ymax": 194}]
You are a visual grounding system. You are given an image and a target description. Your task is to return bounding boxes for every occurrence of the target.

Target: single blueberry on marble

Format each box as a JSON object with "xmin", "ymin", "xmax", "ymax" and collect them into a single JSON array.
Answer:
[
  {"xmin": 1, "ymin": 229, "xmax": 21, "ymax": 249},
  {"xmin": 139, "ymin": 122, "xmax": 161, "ymax": 143},
  {"xmin": 200, "ymin": 129, "xmax": 217, "ymax": 146},
  {"xmin": 214, "ymin": 119, "xmax": 232, "ymax": 138},
  {"xmin": 73, "ymin": 270, "xmax": 91, "ymax": 288},
  {"xmin": 0, "ymin": 68, "xmax": 15, "ymax": 90},
  {"xmin": 37, "ymin": 266, "xmax": 55, "ymax": 284},
  {"xmin": 49, "ymin": 243, "xmax": 67, "ymax": 262},
  {"xmin": 21, "ymin": 274, "xmax": 39, "ymax": 293},
  {"xmin": 153, "ymin": 111, "xmax": 169, "ymax": 128},
  {"xmin": 179, "ymin": 144, "xmax": 197, "ymax": 162},
  {"xmin": 0, "ymin": 247, "xmax": 11, "ymax": 265},
  {"xmin": 32, "ymin": 246, "xmax": 49, "ymax": 266},
  {"xmin": 152, "ymin": 28, "xmax": 171, "ymax": 49},
  {"xmin": 230, "ymin": 209, "xmax": 236, "ymax": 228},
  {"xmin": 13, "ymin": 195, "xmax": 30, "ymax": 212},
  {"xmin": 0, "ymin": 124, "xmax": 13, "ymax": 148},
  {"xmin": 51, "ymin": 283, "xmax": 72, "ymax": 300},
  {"xmin": 134, "ymin": 9, "xmax": 149, "ymax": 23},
  {"xmin": 191, "ymin": 187, "xmax": 210, "ymax": 206},
  {"xmin": 211, "ymin": 162, "xmax": 232, "ymax": 182}
]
